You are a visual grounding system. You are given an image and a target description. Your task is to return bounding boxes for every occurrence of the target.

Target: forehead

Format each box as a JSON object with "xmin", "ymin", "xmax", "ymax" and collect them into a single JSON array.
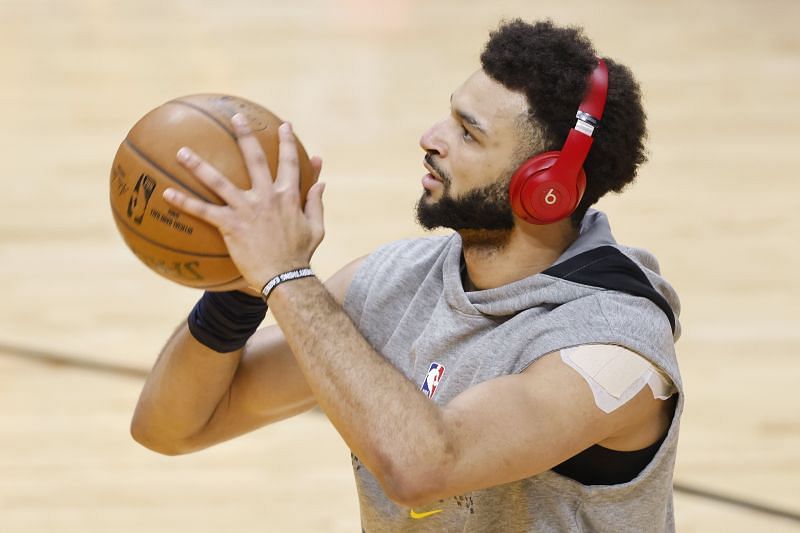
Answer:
[{"xmin": 452, "ymin": 70, "xmax": 529, "ymax": 134}]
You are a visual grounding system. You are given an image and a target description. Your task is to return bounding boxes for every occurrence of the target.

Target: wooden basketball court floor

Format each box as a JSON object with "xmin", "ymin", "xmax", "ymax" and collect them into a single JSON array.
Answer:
[{"xmin": 0, "ymin": 0, "xmax": 798, "ymax": 531}]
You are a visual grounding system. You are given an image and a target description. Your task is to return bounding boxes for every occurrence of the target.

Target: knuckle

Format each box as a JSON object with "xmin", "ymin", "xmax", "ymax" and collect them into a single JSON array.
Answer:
[
  {"xmin": 282, "ymin": 189, "xmax": 300, "ymax": 204},
  {"xmin": 250, "ymin": 151, "xmax": 268, "ymax": 167},
  {"xmin": 245, "ymin": 196, "xmax": 264, "ymax": 211},
  {"xmin": 228, "ymin": 220, "xmax": 244, "ymax": 233},
  {"xmin": 206, "ymin": 173, "xmax": 223, "ymax": 188},
  {"xmin": 281, "ymin": 155, "xmax": 298, "ymax": 166},
  {"xmin": 274, "ymin": 183, "xmax": 294, "ymax": 196},
  {"xmin": 235, "ymin": 126, "xmax": 252, "ymax": 139},
  {"xmin": 279, "ymin": 151, "xmax": 298, "ymax": 165},
  {"xmin": 242, "ymin": 189, "xmax": 258, "ymax": 203}
]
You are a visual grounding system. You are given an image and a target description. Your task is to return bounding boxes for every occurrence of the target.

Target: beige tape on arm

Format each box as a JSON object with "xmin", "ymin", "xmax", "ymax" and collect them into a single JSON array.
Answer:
[{"xmin": 560, "ymin": 345, "xmax": 676, "ymax": 414}]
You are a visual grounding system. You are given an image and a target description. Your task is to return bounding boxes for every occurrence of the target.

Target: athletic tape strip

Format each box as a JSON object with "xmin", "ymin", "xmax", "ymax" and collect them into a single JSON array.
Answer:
[{"xmin": 560, "ymin": 345, "xmax": 676, "ymax": 414}]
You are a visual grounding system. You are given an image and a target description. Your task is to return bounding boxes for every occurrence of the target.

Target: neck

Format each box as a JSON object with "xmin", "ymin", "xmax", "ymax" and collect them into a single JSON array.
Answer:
[{"xmin": 459, "ymin": 220, "xmax": 580, "ymax": 291}]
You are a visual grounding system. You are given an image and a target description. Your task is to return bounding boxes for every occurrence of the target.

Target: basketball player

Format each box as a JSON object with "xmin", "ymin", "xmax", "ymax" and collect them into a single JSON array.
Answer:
[{"xmin": 132, "ymin": 20, "xmax": 682, "ymax": 532}]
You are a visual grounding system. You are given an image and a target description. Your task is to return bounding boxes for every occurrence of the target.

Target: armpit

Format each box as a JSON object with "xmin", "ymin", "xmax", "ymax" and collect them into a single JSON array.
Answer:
[{"xmin": 559, "ymin": 345, "xmax": 676, "ymax": 414}]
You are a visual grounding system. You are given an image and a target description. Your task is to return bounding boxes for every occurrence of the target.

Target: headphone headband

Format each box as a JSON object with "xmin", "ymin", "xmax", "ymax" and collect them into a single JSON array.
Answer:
[
  {"xmin": 550, "ymin": 59, "xmax": 608, "ymax": 179},
  {"xmin": 509, "ymin": 58, "xmax": 610, "ymax": 225},
  {"xmin": 579, "ymin": 59, "xmax": 608, "ymax": 122}
]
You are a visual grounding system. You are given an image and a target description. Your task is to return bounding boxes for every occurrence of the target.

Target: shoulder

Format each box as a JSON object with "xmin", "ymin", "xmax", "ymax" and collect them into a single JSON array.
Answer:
[
  {"xmin": 347, "ymin": 235, "xmax": 453, "ymax": 293},
  {"xmin": 557, "ymin": 344, "xmax": 676, "ymax": 412},
  {"xmin": 366, "ymin": 235, "xmax": 453, "ymax": 267},
  {"xmin": 522, "ymin": 346, "xmax": 676, "ymax": 450},
  {"xmin": 324, "ymin": 256, "xmax": 368, "ymax": 305},
  {"xmin": 324, "ymin": 235, "xmax": 452, "ymax": 305},
  {"xmin": 543, "ymin": 242, "xmax": 680, "ymax": 349}
]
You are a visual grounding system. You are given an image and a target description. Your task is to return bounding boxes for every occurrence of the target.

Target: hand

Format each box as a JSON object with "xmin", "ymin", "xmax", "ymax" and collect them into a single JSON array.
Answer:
[{"xmin": 162, "ymin": 114, "xmax": 325, "ymax": 293}]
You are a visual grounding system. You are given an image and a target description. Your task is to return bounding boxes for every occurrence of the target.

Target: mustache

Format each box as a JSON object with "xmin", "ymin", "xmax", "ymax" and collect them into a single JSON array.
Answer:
[{"xmin": 424, "ymin": 153, "xmax": 450, "ymax": 185}]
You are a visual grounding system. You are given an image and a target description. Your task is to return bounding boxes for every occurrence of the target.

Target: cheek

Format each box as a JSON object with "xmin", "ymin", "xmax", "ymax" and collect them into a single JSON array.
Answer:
[
  {"xmin": 447, "ymin": 159, "xmax": 481, "ymax": 194},
  {"xmin": 451, "ymin": 149, "xmax": 510, "ymax": 193}
]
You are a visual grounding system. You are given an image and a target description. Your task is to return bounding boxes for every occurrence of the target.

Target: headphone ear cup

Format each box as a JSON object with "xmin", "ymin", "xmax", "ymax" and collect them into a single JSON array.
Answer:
[{"xmin": 509, "ymin": 151, "xmax": 585, "ymax": 225}]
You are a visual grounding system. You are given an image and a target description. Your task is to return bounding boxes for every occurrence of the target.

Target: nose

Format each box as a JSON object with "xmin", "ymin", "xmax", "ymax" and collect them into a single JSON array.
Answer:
[{"xmin": 419, "ymin": 118, "xmax": 448, "ymax": 158}]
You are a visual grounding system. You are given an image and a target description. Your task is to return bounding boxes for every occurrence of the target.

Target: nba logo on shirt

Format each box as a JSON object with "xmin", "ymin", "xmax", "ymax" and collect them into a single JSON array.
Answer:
[{"xmin": 420, "ymin": 362, "xmax": 445, "ymax": 399}]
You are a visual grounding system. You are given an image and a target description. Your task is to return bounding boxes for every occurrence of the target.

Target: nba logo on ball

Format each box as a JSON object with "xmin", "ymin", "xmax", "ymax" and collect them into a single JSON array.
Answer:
[{"xmin": 420, "ymin": 362, "xmax": 445, "ymax": 399}]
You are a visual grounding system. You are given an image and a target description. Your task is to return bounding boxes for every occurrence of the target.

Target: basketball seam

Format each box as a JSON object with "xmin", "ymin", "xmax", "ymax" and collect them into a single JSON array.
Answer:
[
  {"xmin": 123, "ymin": 139, "xmax": 216, "ymax": 202},
  {"xmin": 116, "ymin": 99, "xmax": 251, "ymax": 289},
  {"xmin": 166, "ymin": 100, "xmax": 237, "ymax": 140},
  {"xmin": 110, "ymin": 206, "xmax": 230, "ymax": 258},
  {"xmin": 202, "ymin": 275, "xmax": 245, "ymax": 289}
]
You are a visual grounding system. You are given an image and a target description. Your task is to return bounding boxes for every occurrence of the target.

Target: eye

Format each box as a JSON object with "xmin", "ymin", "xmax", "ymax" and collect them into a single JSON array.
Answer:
[{"xmin": 461, "ymin": 125, "xmax": 474, "ymax": 142}]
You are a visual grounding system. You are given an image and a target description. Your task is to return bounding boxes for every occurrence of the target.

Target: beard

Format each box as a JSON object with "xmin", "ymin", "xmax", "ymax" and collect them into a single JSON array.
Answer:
[{"xmin": 415, "ymin": 156, "xmax": 515, "ymax": 239}]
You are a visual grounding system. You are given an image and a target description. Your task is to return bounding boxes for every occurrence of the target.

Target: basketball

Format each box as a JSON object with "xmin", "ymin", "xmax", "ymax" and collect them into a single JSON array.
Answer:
[{"xmin": 109, "ymin": 94, "xmax": 316, "ymax": 290}]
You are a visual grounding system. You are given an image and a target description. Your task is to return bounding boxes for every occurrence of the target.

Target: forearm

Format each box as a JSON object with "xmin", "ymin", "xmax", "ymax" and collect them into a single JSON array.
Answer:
[
  {"xmin": 269, "ymin": 277, "xmax": 453, "ymax": 499},
  {"xmin": 131, "ymin": 322, "xmax": 242, "ymax": 454}
]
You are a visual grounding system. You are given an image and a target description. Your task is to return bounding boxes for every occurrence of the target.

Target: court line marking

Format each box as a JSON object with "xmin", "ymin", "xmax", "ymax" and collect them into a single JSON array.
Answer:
[
  {"xmin": 674, "ymin": 482, "xmax": 800, "ymax": 524},
  {"xmin": 0, "ymin": 341, "xmax": 148, "ymax": 379},
  {"xmin": 0, "ymin": 341, "xmax": 798, "ymax": 524}
]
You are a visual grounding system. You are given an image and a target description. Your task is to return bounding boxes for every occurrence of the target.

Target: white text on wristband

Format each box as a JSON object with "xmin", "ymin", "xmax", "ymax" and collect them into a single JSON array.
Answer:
[{"xmin": 260, "ymin": 268, "xmax": 315, "ymax": 303}]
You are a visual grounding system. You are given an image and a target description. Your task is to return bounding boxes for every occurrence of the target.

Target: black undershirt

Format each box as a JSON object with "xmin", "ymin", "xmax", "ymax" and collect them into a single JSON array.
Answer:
[
  {"xmin": 551, "ymin": 433, "xmax": 667, "ymax": 485},
  {"xmin": 552, "ymin": 397, "xmax": 677, "ymax": 485}
]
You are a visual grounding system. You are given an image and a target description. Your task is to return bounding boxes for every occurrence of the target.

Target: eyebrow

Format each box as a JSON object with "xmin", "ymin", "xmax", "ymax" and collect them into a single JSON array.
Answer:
[{"xmin": 450, "ymin": 94, "xmax": 489, "ymax": 137}]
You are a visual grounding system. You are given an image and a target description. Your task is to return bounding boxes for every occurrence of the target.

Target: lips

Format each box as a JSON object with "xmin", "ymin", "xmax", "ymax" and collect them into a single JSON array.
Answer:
[{"xmin": 423, "ymin": 159, "xmax": 443, "ymax": 182}]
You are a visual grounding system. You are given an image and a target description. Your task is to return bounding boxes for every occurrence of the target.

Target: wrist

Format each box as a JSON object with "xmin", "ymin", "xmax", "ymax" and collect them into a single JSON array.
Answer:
[
  {"xmin": 260, "ymin": 267, "xmax": 316, "ymax": 303},
  {"xmin": 187, "ymin": 290, "xmax": 268, "ymax": 353}
]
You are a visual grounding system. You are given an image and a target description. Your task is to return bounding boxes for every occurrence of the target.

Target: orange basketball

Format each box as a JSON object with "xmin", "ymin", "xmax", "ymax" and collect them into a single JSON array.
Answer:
[{"xmin": 109, "ymin": 94, "xmax": 316, "ymax": 290}]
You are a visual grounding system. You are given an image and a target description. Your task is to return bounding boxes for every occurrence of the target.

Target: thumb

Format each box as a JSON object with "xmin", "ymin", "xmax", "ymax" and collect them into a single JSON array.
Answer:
[
  {"xmin": 304, "ymin": 182, "xmax": 326, "ymax": 242},
  {"xmin": 309, "ymin": 156, "xmax": 323, "ymax": 182}
]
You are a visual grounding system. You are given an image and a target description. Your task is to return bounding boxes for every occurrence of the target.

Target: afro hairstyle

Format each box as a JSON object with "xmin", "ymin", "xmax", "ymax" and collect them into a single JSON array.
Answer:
[{"xmin": 480, "ymin": 19, "xmax": 648, "ymax": 226}]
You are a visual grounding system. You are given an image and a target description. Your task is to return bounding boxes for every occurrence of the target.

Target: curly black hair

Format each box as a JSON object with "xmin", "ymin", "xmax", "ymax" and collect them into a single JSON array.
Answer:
[{"xmin": 480, "ymin": 19, "xmax": 648, "ymax": 226}]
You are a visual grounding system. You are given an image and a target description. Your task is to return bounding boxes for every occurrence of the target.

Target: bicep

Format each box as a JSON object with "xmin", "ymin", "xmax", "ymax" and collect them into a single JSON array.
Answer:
[{"xmin": 438, "ymin": 351, "xmax": 669, "ymax": 495}]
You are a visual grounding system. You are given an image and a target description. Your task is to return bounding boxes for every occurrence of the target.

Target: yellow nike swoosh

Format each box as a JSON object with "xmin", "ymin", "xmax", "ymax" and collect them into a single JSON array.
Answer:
[{"xmin": 409, "ymin": 508, "xmax": 444, "ymax": 519}]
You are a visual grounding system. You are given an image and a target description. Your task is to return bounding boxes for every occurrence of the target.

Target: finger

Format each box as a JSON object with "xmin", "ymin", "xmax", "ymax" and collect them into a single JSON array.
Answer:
[
  {"xmin": 231, "ymin": 113, "xmax": 273, "ymax": 190},
  {"xmin": 177, "ymin": 147, "xmax": 243, "ymax": 207},
  {"xmin": 275, "ymin": 122, "xmax": 300, "ymax": 191},
  {"xmin": 310, "ymin": 156, "xmax": 323, "ymax": 183},
  {"xmin": 304, "ymin": 182, "xmax": 326, "ymax": 243},
  {"xmin": 163, "ymin": 188, "xmax": 227, "ymax": 227}
]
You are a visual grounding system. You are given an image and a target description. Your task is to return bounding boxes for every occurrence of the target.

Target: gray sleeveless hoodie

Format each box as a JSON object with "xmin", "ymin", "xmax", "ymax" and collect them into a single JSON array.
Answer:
[{"xmin": 343, "ymin": 209, "xmax": 683, "ymax": 532}]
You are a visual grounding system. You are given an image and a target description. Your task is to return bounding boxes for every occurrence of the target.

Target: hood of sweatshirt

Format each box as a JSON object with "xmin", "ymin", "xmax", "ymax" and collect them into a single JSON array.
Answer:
[{"xmin": 441, "ymin": 209, "xmax": 681, "ymax": 341}]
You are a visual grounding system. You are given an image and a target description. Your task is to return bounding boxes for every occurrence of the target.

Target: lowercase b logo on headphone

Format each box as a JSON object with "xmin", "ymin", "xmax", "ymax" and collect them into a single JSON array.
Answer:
[{"xmin": 509, "ymin": 59, "xmax": 609, "ymax": 225}]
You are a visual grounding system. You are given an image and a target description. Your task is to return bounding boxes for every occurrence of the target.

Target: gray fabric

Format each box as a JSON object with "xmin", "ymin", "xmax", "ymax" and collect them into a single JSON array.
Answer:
[{"xmin": 343, "ymin": 209, "xmax": 682, "ymax": 532}]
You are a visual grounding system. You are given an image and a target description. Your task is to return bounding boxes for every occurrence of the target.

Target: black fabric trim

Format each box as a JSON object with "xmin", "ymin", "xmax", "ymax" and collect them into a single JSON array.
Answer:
[{"xmin": 542, "ymin": 246, "xmax": 676, "ymax": 333}]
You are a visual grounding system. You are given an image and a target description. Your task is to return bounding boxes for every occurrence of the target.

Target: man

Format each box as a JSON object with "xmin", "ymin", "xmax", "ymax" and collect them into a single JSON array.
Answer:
[{"xmin": 132, "ymin": 20, "xmax": 682, "ymax": 532}]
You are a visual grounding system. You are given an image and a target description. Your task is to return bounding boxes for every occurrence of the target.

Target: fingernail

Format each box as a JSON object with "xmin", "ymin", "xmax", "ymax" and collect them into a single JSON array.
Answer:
[
  {"xmin": 232, "ymin": 113, "xmax": 246, "ymax": 126},
  {"xmin": 280, "ymin": 122, "xmax": 292, "ymax": 133},
  {"xmin": 177, "ymin": 147, "xmax": 190, "ymax": 161}
]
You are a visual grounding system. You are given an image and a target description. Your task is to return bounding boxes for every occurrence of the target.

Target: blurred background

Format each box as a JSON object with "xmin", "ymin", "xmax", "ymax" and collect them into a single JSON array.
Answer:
[{"xmin": 0, "ymin": 0, "xmax": 798, "ymax": 531}]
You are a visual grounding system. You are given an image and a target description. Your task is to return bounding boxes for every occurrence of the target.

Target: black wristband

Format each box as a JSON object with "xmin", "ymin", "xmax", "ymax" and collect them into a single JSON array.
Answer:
[{"xmin": 187, "ymin": 291, "xmax": 267, "ymax": 353}]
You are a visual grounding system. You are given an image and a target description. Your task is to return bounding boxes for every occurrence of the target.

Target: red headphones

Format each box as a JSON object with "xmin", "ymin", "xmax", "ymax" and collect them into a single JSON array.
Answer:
[{"xmin": 509, "ymin": 59, "xmax": 609, "ymax": 225}]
